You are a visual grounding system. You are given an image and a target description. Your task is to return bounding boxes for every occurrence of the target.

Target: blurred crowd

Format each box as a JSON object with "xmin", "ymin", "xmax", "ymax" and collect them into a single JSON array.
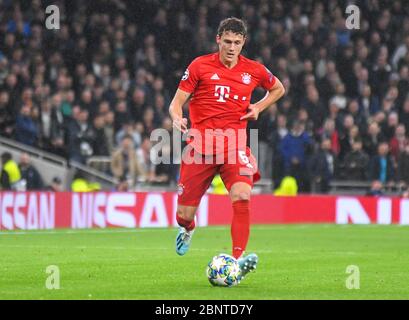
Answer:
[{"xmin": 1, "ymin": 0, "xmax": 409, "ymax": 194}]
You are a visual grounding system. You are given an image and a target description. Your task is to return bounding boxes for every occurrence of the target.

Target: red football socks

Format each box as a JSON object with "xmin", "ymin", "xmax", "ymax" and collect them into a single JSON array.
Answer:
[
  {"xmin": 231, "ymin": 199, "xmax": 250, "ymax": 259},
  {"xmin": 176, "ymin": 215, "xmax": 195, "ymax": 231}
]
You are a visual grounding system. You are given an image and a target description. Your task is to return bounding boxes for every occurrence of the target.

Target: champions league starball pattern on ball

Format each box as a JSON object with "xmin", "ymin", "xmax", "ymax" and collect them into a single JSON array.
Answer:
[{"xmin": 206, "ymin": 254, "xmax": 241, "ymax": 287}]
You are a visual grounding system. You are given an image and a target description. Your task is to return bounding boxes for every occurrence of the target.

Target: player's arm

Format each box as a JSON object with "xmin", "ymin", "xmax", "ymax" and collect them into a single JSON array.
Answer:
[
  {"xmin": 240, "ymin": 77, "xmax": 285, "ymax": 121},
  {"xmin": 169, "ymin": 89, "xmax": 191, "ymax": 133}
]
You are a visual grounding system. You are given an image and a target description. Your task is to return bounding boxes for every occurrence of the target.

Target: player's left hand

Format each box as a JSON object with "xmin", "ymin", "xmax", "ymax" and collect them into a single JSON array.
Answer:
[{"xmin": 240, "ymin": 104, "xmax": 260, "ymax": 121}]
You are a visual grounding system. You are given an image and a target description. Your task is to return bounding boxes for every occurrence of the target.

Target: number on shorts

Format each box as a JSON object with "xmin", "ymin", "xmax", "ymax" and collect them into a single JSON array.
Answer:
[{"xmin": 239, "ymin": 151, "xmax": 253, "ymax": 169}]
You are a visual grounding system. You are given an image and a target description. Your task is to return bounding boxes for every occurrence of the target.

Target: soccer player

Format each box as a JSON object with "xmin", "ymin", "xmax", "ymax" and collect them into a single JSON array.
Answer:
[{"xmin": 169, "ymin": 17, "xmax": 285, "ymax": 280}]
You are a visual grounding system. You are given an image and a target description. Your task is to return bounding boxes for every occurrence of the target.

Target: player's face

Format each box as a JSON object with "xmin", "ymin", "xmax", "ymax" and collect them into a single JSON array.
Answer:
[{"xmin": 216, "ymin": 31, "xmax": 245, "ymax": 64}]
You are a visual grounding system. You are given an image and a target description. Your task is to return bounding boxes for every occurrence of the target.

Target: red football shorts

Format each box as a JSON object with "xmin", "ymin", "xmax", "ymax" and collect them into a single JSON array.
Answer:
[{"xmin": 177, "ymin": 146, "xmax": 261, "ymax": 206}]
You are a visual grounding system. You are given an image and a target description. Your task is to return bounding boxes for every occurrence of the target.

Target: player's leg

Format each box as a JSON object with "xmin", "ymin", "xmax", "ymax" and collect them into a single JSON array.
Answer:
[
  {"xmin": 176, "ymin": 205, "xmax": 197, "ymax": 229},
  {"xmin": 229, "ymin": 181, "xmax": 252, "ymax": 259},
  {"xmin": 220, "ymin": 147, "xmax": 260, "ymax": 278},
  {"xmin": 229, "ymin": 182, "xmax": 258, "ymax": 278},
  {"xmin": 175, "ymin": 149, "xmax": 217, "ymax": 256},
  {"xmin": 175, "ymin": 205, "xmax": 197, "ymax": 256}
]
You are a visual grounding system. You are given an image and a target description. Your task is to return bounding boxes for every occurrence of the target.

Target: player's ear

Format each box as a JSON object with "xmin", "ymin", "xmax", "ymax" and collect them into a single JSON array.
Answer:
[{"xmin": 216, "ymin": 35, "xmax": 221, "ymax": 45}]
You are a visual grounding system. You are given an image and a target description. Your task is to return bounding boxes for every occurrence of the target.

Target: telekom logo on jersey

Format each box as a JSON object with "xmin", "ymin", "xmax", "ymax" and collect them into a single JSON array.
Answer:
[
  {"xmin": 215, "ymin": 85, "xmax": 230, "ymax": 102},
  {"xmin": 214, "ymin": 85, "xmax": 246, "ymax": 103}
]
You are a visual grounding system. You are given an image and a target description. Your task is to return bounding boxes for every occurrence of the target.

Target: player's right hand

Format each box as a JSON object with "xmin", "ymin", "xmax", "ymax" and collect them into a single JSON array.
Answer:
[{"xmin": 173, "ymin": 117, "xmax": 188, "ymax": 134}]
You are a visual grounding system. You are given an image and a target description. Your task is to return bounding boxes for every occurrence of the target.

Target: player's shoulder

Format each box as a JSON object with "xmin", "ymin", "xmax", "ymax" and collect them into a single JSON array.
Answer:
[
  {"xmin": 190, "ymin": 52, "xmax": 218, "ymax": 65},
  {"xmin": 240, "ymin": 55, "xmax": 263, "ymax": 67},
  {"xmin": 240, "ymin": 55, "xmax": 267, "ymax": 73}
]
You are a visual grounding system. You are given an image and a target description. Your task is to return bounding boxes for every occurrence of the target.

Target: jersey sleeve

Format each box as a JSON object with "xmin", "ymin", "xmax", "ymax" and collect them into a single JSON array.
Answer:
[
  {"xmin": 178, "ymin": 58, "xmax": 201, "ymax": 93},
  {"xmin": 258, "ymin": 64, "xmax": 277, "ymax": 91}
]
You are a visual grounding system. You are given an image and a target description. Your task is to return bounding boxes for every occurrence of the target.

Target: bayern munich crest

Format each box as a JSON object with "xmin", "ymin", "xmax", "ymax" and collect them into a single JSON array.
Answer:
[
  {"xmin": 177, "ymin": 184, "xmax": 184, "ymax": 195},
  {"xmin": 241, "ymin": 73, "xmax": 251, "ymax": 84}
]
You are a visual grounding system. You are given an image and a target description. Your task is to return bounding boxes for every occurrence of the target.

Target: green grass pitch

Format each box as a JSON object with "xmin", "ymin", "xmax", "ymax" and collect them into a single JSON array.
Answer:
[{"xmin": 0, "ymin": 225, "xmax": 409, "ymax": 300}]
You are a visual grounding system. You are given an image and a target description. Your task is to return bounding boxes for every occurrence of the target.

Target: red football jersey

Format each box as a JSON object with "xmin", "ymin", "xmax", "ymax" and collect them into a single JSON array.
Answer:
[{"xmin": 178, "ymin": 52, "xmax": 277, "ymax": 154}]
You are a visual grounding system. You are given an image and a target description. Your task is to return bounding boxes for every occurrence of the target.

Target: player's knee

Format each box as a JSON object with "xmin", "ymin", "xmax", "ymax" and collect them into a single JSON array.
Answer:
[
  {"xmin": 231, "ymin": 190, "xmax": 251, "ymax": 202},
  {"xmin": 176, "ymin": 208, "xmax": 188, "ymax": 220},
  {"xmin": 176, "ymin": 206, "xmax": 196, "ymax": 221}
]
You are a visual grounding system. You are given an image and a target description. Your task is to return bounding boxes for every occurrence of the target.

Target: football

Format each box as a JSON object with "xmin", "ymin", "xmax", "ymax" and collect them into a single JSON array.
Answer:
[{"xmin": 206, "ymin": 253, "xmax": 241, "ymax": 287}]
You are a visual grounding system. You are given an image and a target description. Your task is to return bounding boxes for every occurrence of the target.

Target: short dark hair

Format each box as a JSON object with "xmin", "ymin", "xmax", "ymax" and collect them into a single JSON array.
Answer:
[
  {"xmin": 122, "ymin": 134, "xmax": 133, "ymax": 141},
  {"xmin": 52, "ymin": 176, "xmax": 62, "ymax": 184},
  {"xmin": 1, "ymin": 152, "xmax": 12, "ymax": 164},
  {"xmin": 217, "ymin": 17, "xmax": 247, "ymax": 37}
]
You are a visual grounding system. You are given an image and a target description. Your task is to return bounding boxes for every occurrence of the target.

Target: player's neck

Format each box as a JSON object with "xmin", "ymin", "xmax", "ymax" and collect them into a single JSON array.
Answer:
[{"xmin": 219, "ymin": 54, "xmax": 239, "ymax": 69}]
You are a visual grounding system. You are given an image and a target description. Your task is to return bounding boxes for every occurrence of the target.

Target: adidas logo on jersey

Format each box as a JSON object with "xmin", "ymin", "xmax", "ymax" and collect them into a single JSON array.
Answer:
[{"xmin": 211, "ymin": 73, "xmax": 220, "ymax": 80}]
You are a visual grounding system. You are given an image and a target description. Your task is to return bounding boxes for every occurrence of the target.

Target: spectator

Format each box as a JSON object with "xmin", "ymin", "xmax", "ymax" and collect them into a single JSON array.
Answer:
[
  {"xmin": 320, "ymin": 118, "xmax": 340, "ymax": 156},
  {"xmin": 92, "ymin": 114, "xmax": 110, "ymax": 156},
  {"xmin": 371, "ymin": 47, "xmax": 392, "ymax": 98},
  {"xmin": 114, "ymin": 100, "xmax": 131, "ymax": 132},
  {"xmin": 392, "ymin": 34, "xmax": 409, "ymax": 69},
  {"xmin": 38, "ymin": 98, "xmax": 65, "ymax": 156},
  {"xmin": 384, "ymin": 112, "xmax": 400, "ymax": 141},
  {"xmin": 366, "ymin": 180, "xmax": 384, "ymax": 197},
  {"xmin": 368, "ymin": 142, "xmax": 396, "ymax": 185},
  {"xmin": 211, "ymin": 174, "xmax": 228, "ymax": 195},
  {"xmin": 309, "ymin": 138, "xmax": 336, "ymax": 193},
  {"xmin": 136, "ymin": 136, "xmax": 156, "ymax": 183},
  {"xmin": 71, "ymin": 171, "xmax": 101, "ymax": 192},
  {"xmin": 271, "ymin": 113, "xmax": 288, "ymax": 186},
  {"xmin": 0, "ymin": 152, "xmax": 23, "ymax": 191},
  {"xmin": 111, "ymin": 135, "xmax": 144, "ymax": 187},
  {"xmin": 114, "ymin": 176, "xmax": 130, "ymax": 192},
  {"xmin": 67, "ymin": 109, "xmax": 94, "ymax": 164},
  {"xmin": 142, "ymin": 107, "xmax": 156, "ymax": 136},
  {"xmin": 329, "ymin": 83, "xmax": 347, "ymax": 111},
  {"xmin": 19, "ymin": 152, "xmax": 44, "ymax": 190},
  {"xmin": 343, "ymin": 139, "xmax": 370, "ymax": 180},
  {"xmin": 2, "ymin": 0, "xmax": 409, "ymax": 193},
  {"xmin": 280, "ymin": 120, "xmax": 312, "ymax": 192},
  {"xmin": 390, "ymin": 124, "xmax": 408, "ymax": 161},
  {"xmin": 327, "ymin": 99, "xmax": 343, "ymax": 132},
  {"xmin": 340, "ymin": 124, "xmax": 361, "ymax": 161},
  {"xmin": 15, "ymin": 105, "xmax": 38, "ymax": 146},
  {"xmin": 257, "ymin": 105, "xmax": 277, "ymax": 180},
  {"xmin": 397, "ymin": 65, "xmax": 409, "ymax": 106},
  {"xmin": 0, "ymin": 91, "xmax": 14, "ymax": 137},
  {"xmin": 347, "ymin": 99, "xmax": 367, "ymax": 133},
  {"xmin": 153, "ymin": 117, "xmax": 178, "ymax": 184},
  {"xmin": 46, "ymin": 176, "xmax": 64, "ymax": 192},
  {"xmin": 129, "ymin": 88, "xmax": 147, "ymax": 122},
  {"xmin": 363, "ymin": 121, "xmax": 385, "ymax": 157},
  {"xmin": 103, "ymin": 111, "xmax": 116, "ymax": 154},
  {"xmin": 397, "ymin": 143, "xmax": 409, "ymax": 188},
  {"xmin": 301, "ymin": 85, "xmax": 326, "ymax": 131},
  {"xmin": 401, "ymin": 98, "xmax": 409, "ymax": 133},
  {"xmin": 115, "ymin": 120, "xmax": 141, "ymax": 149},
  {"xmin": 358, "ymin": 84, "xmax": 380, "ymax": 117},
  {"xmin": 273, "ymin": 176, "xmax": 298, "ymax": 196},
  {"xmin": 286, "ymin": 48, "xmax": 304, "ymax": 80}
]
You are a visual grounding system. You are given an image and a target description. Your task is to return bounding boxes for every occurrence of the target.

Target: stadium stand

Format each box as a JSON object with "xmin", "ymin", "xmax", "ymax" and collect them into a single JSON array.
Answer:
[{"xmin": 0, "ymin": 0, "xmax": 409, "ymax": 196}]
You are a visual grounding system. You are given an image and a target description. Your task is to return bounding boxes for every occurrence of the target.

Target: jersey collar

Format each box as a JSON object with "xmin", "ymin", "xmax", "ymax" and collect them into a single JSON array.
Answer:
[{"xmin": 216, "ymin": 52, "xmax": 242, "ymax": 71}]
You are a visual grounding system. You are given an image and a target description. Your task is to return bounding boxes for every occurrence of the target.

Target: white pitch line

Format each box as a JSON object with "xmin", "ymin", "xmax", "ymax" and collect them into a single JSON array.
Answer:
[
  {"xmin": 0, "ymin": 244, "xmax": 378, "ymax": 256},
  {"xmin": 0, "ymin": 224, "xmax": 333, "ymax": 236},
  {"xmin": 0, "ymin": 226, "xmax": 231, "ymax": 236},
  {"xmin": 0, "ymin": 223, "xmax": 390, "ymax": 236},
  {"xmin": 0, "ymin": 244, "xmax": 169, "ymax": 251},
  {"xmin": 0, "ymin": 244, "xmax": 276, "ymax": 254},
  {"xmin": 0, "ymin": 229, "xmax": 159, "ymax": 236}
]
